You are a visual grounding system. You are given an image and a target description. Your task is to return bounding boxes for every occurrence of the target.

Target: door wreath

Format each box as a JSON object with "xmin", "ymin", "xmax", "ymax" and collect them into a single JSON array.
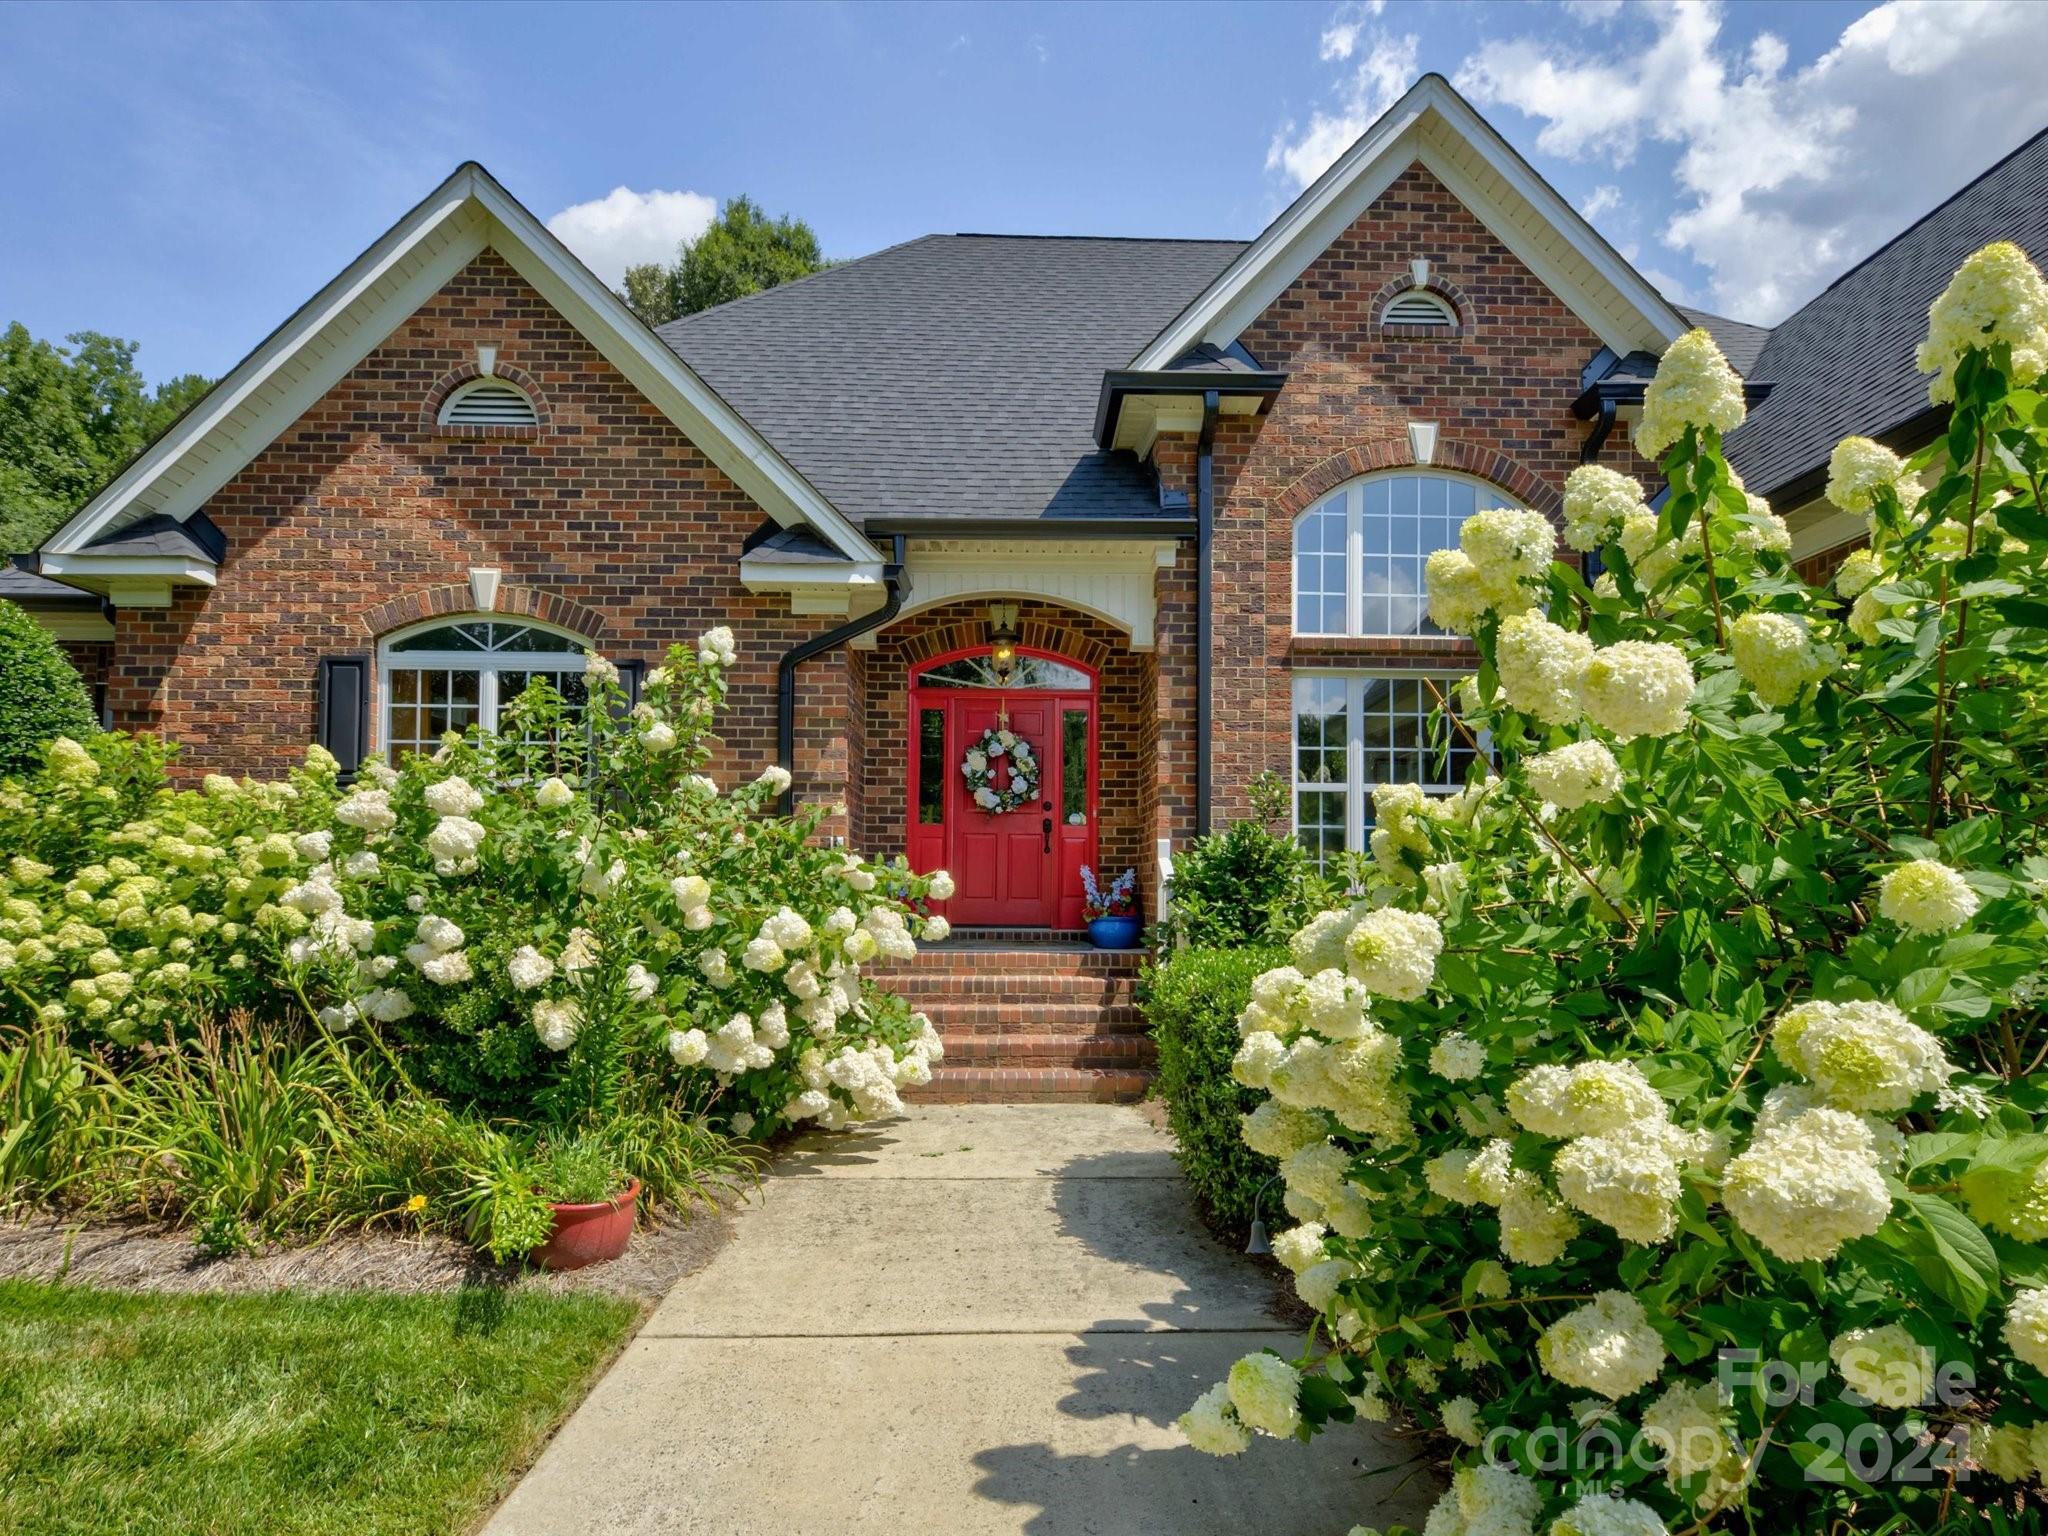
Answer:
[{"xmin": 961, "ymin": 726, "xmax": 1039, "ymax": 813}]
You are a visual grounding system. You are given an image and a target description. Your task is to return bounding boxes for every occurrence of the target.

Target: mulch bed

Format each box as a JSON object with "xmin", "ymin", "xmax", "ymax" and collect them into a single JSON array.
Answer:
[{"xmin": 0, "ymin": 1198, "xmax": 737, "ymax": 1302}]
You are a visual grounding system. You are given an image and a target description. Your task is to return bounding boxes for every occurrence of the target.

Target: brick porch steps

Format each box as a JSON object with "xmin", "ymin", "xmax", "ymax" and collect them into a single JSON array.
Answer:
[{"xmin": 879, "ymin": 937, "xmax": 1154, "ymax": 1103}]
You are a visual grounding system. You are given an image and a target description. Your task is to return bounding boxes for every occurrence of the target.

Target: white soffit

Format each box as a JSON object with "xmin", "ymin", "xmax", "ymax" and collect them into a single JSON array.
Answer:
[
  {"xmin": 1131, "ymin": 75, "xmax": 1687, "ymax": 369},
  {"xmin": 900, "ymin": 538, "xmax": 1178, "ymax": 650},
  {"xmin": 44, "ymin": 165, "xmax": 879, "ymax": 568}
]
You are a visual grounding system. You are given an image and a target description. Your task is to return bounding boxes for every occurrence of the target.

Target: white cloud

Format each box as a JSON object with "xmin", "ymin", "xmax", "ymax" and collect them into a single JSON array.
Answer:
[
  {"xmin": 546, "ymin": 187, "xmax": 717, "ymax": 287},
  {"xmin": 1563, "ymin": 0, "xmax": 1624, "ymax": 22},
  {"xmin": 1268, "ymin": 18, "xmax": 1419, "ymax": 187},
  {"xmin": 1452, "ymin": 0, "xmax": 2048, "ymax": 321},
  {"xmin": 1581, "ymin": 184, "xmax": 1623, "ymax": 219}
]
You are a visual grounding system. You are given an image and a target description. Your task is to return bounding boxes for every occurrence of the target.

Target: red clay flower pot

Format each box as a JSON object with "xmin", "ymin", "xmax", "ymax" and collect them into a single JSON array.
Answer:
[{"xmin": 531, "ymin": 1177, "xmax": 640, "ymax": 1271}]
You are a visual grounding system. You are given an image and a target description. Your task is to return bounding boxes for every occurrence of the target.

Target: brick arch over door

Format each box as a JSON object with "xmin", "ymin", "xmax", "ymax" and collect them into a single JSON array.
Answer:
[
  {"xmin": 857, "ymin": 597, "xmax": 1152, "ymax": 910},
  {"xmin": 360, "ymin": 584, "xmax": 611, "ymax": 645},
  {"xmin": 1276, "ymin": 437, "xmax": 1562, "ymax": 522}
]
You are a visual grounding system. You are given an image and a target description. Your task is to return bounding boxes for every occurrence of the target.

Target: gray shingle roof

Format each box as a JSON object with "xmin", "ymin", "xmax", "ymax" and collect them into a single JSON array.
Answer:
[
  {"xmin": 1725, "ymin": 127, "xmax": 2048, "ymax": 502},
  {"xmin": 659, "ymin": 234, "xmax": 1244, "ymax": 528},
  {"xmin": 0, "ymin": 565, "xmax": 98, "ymax": 607},
  {"xmin": 1677, "ymin": 307, "xmax": 1773, "ymax": 377}
]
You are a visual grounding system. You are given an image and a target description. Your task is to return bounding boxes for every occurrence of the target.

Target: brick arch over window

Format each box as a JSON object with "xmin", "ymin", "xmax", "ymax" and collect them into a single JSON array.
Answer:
[
  {"xmin": 361, "ymin": 583, "xmax": 609, "ymax": 644},
  {"xmin": 1368, "ymin": 269, "xmax": 1474, "ymax": 338},
  {"xmin": 1277, "ymin": 437, "xmax": 1560, "ymax": 520},
  {"xmin": 419, "ymin": 361, "xmax": 552, "ymax": 436}
]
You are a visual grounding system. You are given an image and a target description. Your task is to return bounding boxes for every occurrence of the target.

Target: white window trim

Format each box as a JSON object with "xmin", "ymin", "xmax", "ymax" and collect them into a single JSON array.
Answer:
[
  {"xmin": 1290, "ymin": 469, "xmax": 1522, "ymax": 640},
  {"xmin": 1291, "ymin": 670, "xmax": 1489, "ymax": 859},
  {"xmin": 377, "ymin": 615, "xmax": 592, "ymax": 759}
]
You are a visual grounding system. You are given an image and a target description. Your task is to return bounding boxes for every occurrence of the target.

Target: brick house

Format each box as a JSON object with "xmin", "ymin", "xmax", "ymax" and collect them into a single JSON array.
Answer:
[{"xmin": 11, "ymin": 76, "xmax": 2041, "ymax": 945}]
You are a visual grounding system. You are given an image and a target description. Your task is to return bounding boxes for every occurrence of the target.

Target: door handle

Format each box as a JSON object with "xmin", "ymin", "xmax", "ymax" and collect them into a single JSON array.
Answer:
[{"xmin": 1042, "ymin": 817, "xmax": 1052, "ymax": 854}]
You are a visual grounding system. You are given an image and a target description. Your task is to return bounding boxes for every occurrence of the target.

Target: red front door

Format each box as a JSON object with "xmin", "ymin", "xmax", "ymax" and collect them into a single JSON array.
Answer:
[{"xmin": 907, "ymin": 673, "xmax": 1098, "ymax": 929}]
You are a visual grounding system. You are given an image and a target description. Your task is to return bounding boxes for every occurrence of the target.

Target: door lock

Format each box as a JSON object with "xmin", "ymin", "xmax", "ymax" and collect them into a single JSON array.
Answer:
[{"xmin": 1041, "ymin": 817, "xmax": 1052, "ymax": 853}]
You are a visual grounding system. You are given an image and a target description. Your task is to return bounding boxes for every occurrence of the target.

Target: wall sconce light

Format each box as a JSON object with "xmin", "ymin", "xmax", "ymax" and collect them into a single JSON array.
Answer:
[{"xmin": 988, "ymin": 602, "xmax": 1020, "ymax": 684}]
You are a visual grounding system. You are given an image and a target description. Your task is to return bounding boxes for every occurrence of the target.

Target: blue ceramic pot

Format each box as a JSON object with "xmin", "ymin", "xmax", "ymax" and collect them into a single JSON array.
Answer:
[{"xmin": 1086, "ymin": 915, "xmax": 1141, "ymax": 950}]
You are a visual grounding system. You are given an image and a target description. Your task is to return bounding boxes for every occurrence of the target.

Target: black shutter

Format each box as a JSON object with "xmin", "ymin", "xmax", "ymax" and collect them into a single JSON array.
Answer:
[
  {"xmin": 316, "ymin": 655, "xmax": 371, "ymax": 783},
  {"xmin": 615, "ymin": 659, "xmax": 645, "ymax": 713}
]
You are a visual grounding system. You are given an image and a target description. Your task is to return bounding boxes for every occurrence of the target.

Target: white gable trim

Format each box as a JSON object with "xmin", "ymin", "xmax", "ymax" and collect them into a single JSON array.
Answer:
[
  {"xmin": 42, "ymin": 164, "xmax": 879, "ymax": 567},
  {"xmin": 1132, "ymin": 74, "xmax": 1688, "ymax": 369}
]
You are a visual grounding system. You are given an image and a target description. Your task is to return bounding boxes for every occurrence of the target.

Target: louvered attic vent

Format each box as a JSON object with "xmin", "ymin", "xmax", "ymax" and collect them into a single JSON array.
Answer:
[
  {"xmin": 1383, "ymin": 290, "xmax": 1455, "ymax": 327},
  {"xmin": 439, "ymin": 378, "xmax": 538, "ymax": 427}
]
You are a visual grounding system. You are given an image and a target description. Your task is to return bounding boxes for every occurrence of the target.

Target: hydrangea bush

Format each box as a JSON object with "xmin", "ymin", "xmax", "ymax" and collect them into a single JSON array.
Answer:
[
  {"xmin": 0, "ymin": 628, "xmax": 952, "ymax": 1139},
  {"xmin": 1181, "ymin": 243, "xmax": 2048, "ymax": 1535}
]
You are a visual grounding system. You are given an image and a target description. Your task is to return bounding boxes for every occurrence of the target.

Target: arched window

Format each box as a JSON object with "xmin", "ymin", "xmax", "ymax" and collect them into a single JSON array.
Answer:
[
  {"xmin": 1382, "ymin": 289, "xmax": 1456, "ymax": 328},
  {"xmin": 437, "ymin": 377, "xmax": 539, "ymax": 428},
  {"xmin": 378, "ymin": 617, "xmax": 591, "ymax": 763},
  {"xmin": 1292, "ymin": 470, "xmax": 1523, "ymax": 638}
]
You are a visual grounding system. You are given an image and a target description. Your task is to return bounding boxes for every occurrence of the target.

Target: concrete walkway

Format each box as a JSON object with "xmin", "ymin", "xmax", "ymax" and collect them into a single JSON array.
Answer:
[{"xmin": 484, "ymin": 1104, "xmax": 1433, "ymax": 1535}]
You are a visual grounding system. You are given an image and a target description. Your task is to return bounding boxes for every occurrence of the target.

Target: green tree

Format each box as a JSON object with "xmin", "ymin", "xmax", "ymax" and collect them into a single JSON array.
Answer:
[
  {"xmin": 0, "ymin": 599, "xmax": 98, "ymax": 773},
  {"xmin": 0, "ymin": 323, "xmax": 211, "ymax": 554},
  {"xmin": 618, "ymin": 196, "xmax": 828, "ymax": 327}
]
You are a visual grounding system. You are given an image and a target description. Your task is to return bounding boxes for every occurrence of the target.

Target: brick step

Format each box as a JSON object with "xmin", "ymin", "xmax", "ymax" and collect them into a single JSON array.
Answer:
[
  {"xmin": 941, "ymin": 1033, "xmax": 1157, "ymax": 1069},
  {"xmin": 919, "ymin": 1005, "xmax": 1148, "ymax": 1034},
  {"xmin": 889, "ymin": 974, "xmax": 1140, "ymax": 1004},
  {"xmin": 916, "ymin": 1065, "xmax": 1154, "ymax": 1104},
  {"xmin": 881, "ymin": 949, "xmax": 1146, "ymax": 981}
]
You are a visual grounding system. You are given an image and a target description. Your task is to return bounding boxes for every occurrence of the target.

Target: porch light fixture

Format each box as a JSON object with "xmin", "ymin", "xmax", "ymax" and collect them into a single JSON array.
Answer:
[{"xmin": 987, "ymin": 603, "xmax": 1021, "ymax": 684}]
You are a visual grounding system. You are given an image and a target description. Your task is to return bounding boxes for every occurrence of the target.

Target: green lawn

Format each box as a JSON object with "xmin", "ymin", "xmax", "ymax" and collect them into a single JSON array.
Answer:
[{"xmin": 0, "ymin": 1279, "xmax": 642, "ymax": 1536}]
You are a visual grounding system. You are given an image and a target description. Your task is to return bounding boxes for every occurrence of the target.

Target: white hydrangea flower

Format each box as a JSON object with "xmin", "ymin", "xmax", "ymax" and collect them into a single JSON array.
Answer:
[
  {"xmin": 533, "ymin": 998, "xmax": 581, "ymax": 1051},
  {"xmin": 535, "ymin": 776, "xmax": 573, "ymax": 810},
  {"xmin": 1499, "ymin": 1174, "xmax": 1581, "ymax": 1267},
  {"xmin": 584, "ymin": 652, "xmax": 620, "ymax": 685},
  {"xmin": 423, "ymin": 776, "xmax": 484, "ymax": 817},
  {"xmin": 1876, "ymin": 859, "xmax": 1980, "ymax": 936},
  {"xmin": 1722, "ymin": 1106, "xmax": 1891, "ymax": 1262},
  {"xmin": 1232, "ymin": 1030, "xmax": 1287, "ymax": 1090},
  {"xmin": 1497, "ymin": 613, "xmax": 1592, "ymax": 725},
  {"xmin": 293, "ymin": 830, "xmax": 333, "ymax": 864},
  {"xmin": 333, "ymin": 789, "xmax": 397, "ymax": 834},
  {"xmin": 1771, "ymin": 999, "xmax": 1952, "ymax": 1112},
  {"xmin": 1730, "ymin": 610, "xmax": 1831, "ymax": 708},
  {"xmin": 560, "ymin": 927, "xmax": 599, "ymax": 975},
  {"xmin": 1296, "ymin": 1257, "xmax": 1356, "ymax": 1312},
  {"xmin": 1617, "ymin": 508, "xmax": 1685, "ymax": 591},
  {"xmin": 1847, "ymin": 587, "xmax": 1894, "ymax": 646},
  {"xmin": 1429, "ymin": 1032, "xmax": 1486, "ymax": 1082},
  {"xmin": 1834, "ymin": 548, "xmax": 1883, "ymax": 598},
  {"xmin": 1224, "ymin": 1352, "xmax": 1301, "ymax": 1439},
  {"xmin": 1270, "ymin": 1221, "xmax": 1327, "ymax": 1275},
  {"xmin": 761, "ymin": 906, "xmax": 813, "ymax": 950},
  {"xmin": 1548, "ymin": 1493, "xmax": 1669, "ymax": 1536},
  {"xmin": 697, "ymin": 625, "xmax": 738, "ymax": 666},
  {"xmin": 1562, "ymin": 464, "xmax": 1646, "ymax": 552},
  {"xmin": 1538, "ymin": 1291, "xmax": 1667, "ymax": 1400},
  {"xmin": 1177, "ymin": 1381, "xmax": 1251, "ymax": 1456},
  {"xmin": 1343, "ymin": 907, "xmax": 1442, "ymax": 1001},
  {"xmin": 670, "ymin": 874, "xmax": 711, "ymax": 913},
  {"xmin": 923, "ymin": 914, "xmax": 951, "ymax": 942},
  {"xmin": 1730, "ymin": 495, "xmax": 1792, "ymax": 555},
  {"xmin": 1440, "ymin": 1394, "xmax": 1483, "ymax": 1447},
  {"xmin": 641, "ymin": 721, "xmax": 678, "ymax": 754},
  {"xmin": 1576, "ymin": 641, "xmax": 1695, "ymax": 740},
  {"xmin": 1425, "ymin": 547, "xmax": 1493, "ymax": 635},
  {"xmin": 1240, "ymin": 1101, "xmax": 1327, "ymax": 1160},
  {"xmin": 360, "ymin": 986, "xmax": 414, "ymax": 1023},
  {"xmin": 1916, "ymin": 240, "xmax": 2048, "ymax": 404},
  {"xmin": 425, "ymin": 815, "xmax": 486, "ymax": 866},
  {"xmin": 1419, "ymin": 1464, "xmax": 1541, "ymax": 1536},
  {"xmin": 666, "ymin": 1027, "xmax": 709, "ymax": 1066},
  {"xmin": 1971, "ymin": 1423, "xmax": 2036, "ymax": 1482},
  {"xmin": 685, "ymin": 773, "xmax": 719, "ymax": 797},
  {"xmin": 342, "ymin": 850, "xmax": 380, "ymax": 879},
  {"xmin": 624, "ymin": 963, "xmax": 658, "ymax": 1002},
  {"xmin": 1825, "ymin": 436, "xmax": 1909, "ymax": 513},
  {"xmin": 1830, "ymin": 1324, "xmax": 1935, "ymax": 1408},
  {"xmin": 1461, "ymin": 505, "xmax": 1557, "ymax": 602},
  {"xmin": 580, "ymin": 856, "xmax": 625, "ymax": 899},
  {"xmin": 698, "ymin": 948, "xmax": 734, "ymax": 988},
  {"xmin": 1637, "ymin": 327, "xmax": 1747, "ymax": 457},
  {"xmin": 1524, "ymin": 740, "xmax": 1622, "ymax": 810},
  {"xmin": 1298, "ymin": 967, "xmax": 1371, "ymax": 1040},
  {"xmin": 1640, "ymin": 1379, "xmax": 1731, "ymax": 1487},
  {"xmin": 1508, "ymin": 1059, "xmax": 1666, "ymax": 1138},
  {"xmin": 751, "ymin": 764, "xmax": 792, "ymax": 796},
  {"xmin": 927, "ymin": 870, "xmax": 956, "ymax": 901},
  {"xmin": 1554, "ymin": 1131, "xmax": 1683, "ymax": 1244},
  {"xmin": 2003, "ymin": 1287, "xmax": 2048, "ymax": 1374},
  {"xmin": 507, "ymin": 945, "xmax": 556, "ymax": 992}
]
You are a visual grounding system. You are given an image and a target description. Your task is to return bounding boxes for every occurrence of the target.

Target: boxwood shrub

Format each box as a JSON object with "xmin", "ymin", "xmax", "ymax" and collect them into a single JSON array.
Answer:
[{"xmin": 1142, "ymin": 944, "xmax": 1285, "ymax": 1236}]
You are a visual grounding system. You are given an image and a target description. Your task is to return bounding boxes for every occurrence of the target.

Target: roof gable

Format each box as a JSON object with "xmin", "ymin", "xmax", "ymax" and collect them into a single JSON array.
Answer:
[
  {"xmin": 40, "ymin": 164, "xmax": 878, "ymax": 565},
  {"xmin": 1133, "ymin": 74, "xmax": 1688, "ymax": 370}
]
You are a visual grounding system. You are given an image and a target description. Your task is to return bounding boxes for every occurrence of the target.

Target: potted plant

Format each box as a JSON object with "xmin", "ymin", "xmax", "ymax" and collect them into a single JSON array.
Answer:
[
  {"xmin": 529, "ymin": 1137, "xmax": 639, "ymax": 1272},
  {"xmin": 1080, "ymin": 866, "xmax": 1140, "ymax": 950}
]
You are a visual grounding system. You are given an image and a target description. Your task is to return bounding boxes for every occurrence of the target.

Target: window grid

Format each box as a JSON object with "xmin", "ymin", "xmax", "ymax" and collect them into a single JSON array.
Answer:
[
  {"xmin": 1293, "ymin": 472, "xmax": 1519, "ymax": 639},
  {"xmin": 1292, "ymin": 672, "xmax": 1487, "ymax": 871},
  {"xmin": 380, "ymin": 619, "xmax": 591, "ymax": 765}
]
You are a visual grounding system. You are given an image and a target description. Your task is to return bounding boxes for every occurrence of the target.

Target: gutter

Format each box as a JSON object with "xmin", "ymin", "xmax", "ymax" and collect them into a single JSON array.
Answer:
[
  {"xmin": 1195, "ymin": 388, "xmax": 1219, "ymax": 838},
  {"xmin": 862, "ymin": 516, "xmax": 1196, "ymax": 541},
  {"xmin": 775, "ymin": 533, "xmax": 909, "ymax": 817}
]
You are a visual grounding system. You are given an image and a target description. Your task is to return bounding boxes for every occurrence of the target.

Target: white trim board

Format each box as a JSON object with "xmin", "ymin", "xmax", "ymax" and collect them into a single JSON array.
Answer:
[
  {"xmin": 1132, "ymin": 74, "xmax": 1687, "ymax": 369},
  {"xmin": 42, "ymin": 163, "xmax": 879, "ymax": 570}
]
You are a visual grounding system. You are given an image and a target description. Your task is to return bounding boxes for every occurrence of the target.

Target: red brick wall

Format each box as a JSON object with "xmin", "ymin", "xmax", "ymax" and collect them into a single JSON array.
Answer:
[
  {"xmin": 856, "ymin": 600, "xmax": 1156, "ymax": 910},
  {"xmin": 110, "ymin": 251, "xmax": 847, "ymax": 817},
  {"xmin": 1182, "ymin": 161, "xmax": 1660, "ymax": 823}
]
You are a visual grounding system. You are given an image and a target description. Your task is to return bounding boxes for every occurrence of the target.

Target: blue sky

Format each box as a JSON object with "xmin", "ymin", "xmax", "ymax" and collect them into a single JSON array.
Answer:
[{"xmin": 4, "ymin": 0, "xmax": 2044, "ymax": 384}]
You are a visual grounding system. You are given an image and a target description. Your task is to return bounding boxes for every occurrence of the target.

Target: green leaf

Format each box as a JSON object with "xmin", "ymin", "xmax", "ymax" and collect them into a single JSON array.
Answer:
[{"xmin": 1898, "ymin": 1192, "xmax": 2000, "ymax": 1321}]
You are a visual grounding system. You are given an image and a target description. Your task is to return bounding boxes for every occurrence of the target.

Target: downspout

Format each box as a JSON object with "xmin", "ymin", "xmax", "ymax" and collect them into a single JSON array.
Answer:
[
  {"xmin": 776, "ymin": 533, "xmax": 909, "ymax": 816},
  {"xmin": 1195, "ymin": 388, "xmax": 1219, "ymax": 838},
  {"xmin": 1580, "ymin": 396, "xmax": 1618, "ymax": 464}
]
